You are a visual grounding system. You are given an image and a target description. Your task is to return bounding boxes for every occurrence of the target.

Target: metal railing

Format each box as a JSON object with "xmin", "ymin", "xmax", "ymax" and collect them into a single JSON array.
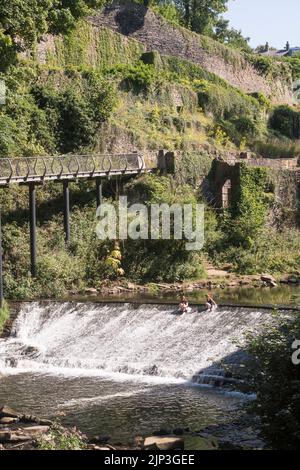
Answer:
[{"xmin": 0, "ymin": 153, "xmax": 146, "ymax": 185}]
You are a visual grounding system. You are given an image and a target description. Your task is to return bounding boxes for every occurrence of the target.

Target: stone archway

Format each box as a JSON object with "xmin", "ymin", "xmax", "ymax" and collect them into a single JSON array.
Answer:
[{"xmin": 221, "ymin": 179, "xmax": 232, "ymax": 209}]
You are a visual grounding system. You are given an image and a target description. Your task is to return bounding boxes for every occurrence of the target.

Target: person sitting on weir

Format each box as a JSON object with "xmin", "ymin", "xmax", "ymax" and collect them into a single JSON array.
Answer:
[
  {"xmin": 179, "ymin": 295, "xmax": 189, "ymax": 313},
  {"xmin": 206, "ymin": 294, "xmax": 217, "ymax": 312}
]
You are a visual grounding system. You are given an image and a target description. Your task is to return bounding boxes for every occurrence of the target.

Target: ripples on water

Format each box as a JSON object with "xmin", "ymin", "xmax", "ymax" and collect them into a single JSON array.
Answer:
[
  {"xmin": 0, "ymin": 301, "xmax": 269, "ymax": 444},
  {"xmin": 0, "ymin": 372, "xmax": 247, "ymax": 443}
]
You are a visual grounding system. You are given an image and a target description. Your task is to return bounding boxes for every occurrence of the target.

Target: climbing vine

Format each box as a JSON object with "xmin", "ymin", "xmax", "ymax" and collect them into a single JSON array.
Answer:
[{"xmin": 227, "ymin": 163, "xmax": 273, "ymax": 248}]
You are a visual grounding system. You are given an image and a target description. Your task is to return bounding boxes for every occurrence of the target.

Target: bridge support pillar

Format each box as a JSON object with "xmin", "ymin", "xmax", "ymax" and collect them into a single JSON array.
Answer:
[
  {"xmin": 96, "ymin": 178, "xmax": 103, "ymax": 209},
  {"xmin": 29, "ymin": 183, "xmax": 37, "ymax": 278},
  {"xmin": 63, "ymin": 181, "xmax": 70, "ymax": 243}
]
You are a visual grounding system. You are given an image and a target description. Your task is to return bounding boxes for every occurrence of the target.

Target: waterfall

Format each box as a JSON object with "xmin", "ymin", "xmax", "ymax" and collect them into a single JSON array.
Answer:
[{"xmin": 0, "ymin": 302, "xmax": 270, "ymax": 384}]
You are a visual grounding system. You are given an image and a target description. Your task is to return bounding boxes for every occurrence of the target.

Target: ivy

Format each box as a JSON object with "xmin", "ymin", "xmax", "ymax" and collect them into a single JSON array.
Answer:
[{"xmin": 228, "ymin": 164, "xmax": 272, "ymax": 248}]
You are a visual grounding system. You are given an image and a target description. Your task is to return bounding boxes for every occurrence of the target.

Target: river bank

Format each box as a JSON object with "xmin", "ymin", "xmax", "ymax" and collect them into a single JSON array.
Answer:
[
  {"xmin": 0, "ymin": 404, "xmax": 263, "ymax": 451},
  {"xmin": 72, "ymin": 272, "xmax": 300, "ymax": 299},
  {"xmin": 0, "ymin": 302, "xmax": 271, "ymax": 450}
]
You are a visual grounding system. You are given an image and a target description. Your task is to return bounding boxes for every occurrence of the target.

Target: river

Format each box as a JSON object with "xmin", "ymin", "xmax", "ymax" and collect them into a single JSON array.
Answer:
[{"xmin": 0, "ymin": 300, "xmax": 286, "ymax": 447}]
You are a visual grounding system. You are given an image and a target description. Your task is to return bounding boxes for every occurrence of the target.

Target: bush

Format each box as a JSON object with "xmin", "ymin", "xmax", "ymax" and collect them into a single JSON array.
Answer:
[
  {"xmin": 105, "ymin": 63, "xmax": 167, "ymax": 93},
  {"xmin": 244, "ymin": 311, "xmax": 300, "ymax": 449},
  {"xmin": 211, "ymin": 228, "xmax": 300, "ymax": 275},
  {"xmin": 0, "ymin": 302, "xmax": 9, "ymax": 334},
  {"xmin": 195, "ymin": 79, "xmax": 261, "ymax": 121},
  {"xmin": 122, "ymin": 174, "xmax": 205, "ymax": 282},
  {"xmin": 0, "ymin": 65, "xmax": 116, "ymax": 158},
  {"xmin": 37, "ymin": 424, "xmax": 87, "ymax": 450},
  {"xmin": 253, "ymin": 138, "xmax": 300, "ymax": 159},
  {"xmin": 269, "ymin": 106, "xmax": 300, "ymax": 140},
  {"xmin": 222, "ymin": 164, "xmax": 272, "ymax": 249}
]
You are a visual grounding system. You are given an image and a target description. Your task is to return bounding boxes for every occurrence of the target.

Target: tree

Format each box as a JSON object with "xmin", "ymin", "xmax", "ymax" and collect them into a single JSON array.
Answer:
[
  {"xmin": 0, "ymin": 0, "xmax": 103, "ymax": 67},
  {"xmin": 48, "ymin": 0, "xmax": 104, "ymax": 35},
  {"xmin": 0, "ymin": 0, "xmax": 52, "ymax": 49},
  {"xmin": 175, "ymin": 0, "xmax": 229, "ymax": 35},
  {"xmin": 214, "ymin": 17, "xmax": 252, "ymax": 52},
  {"xmin": 245, "ymin": 311, "xmax": 300, "ymax": 449}
]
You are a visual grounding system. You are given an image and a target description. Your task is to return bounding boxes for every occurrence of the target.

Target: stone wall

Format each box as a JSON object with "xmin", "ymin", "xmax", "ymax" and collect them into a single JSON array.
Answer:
[
  {"xmin": 209, "ymin": 159, "xmax": 300, "ymax": 226},
  {"xmin": 226, "ymin": 157, "xmax": 299, "ymax": 170},
  {"xmin": 268, "ymin": 169, "xmax": 300, "ymax": 228},
  {"xmin": 90, "ymin": 2, "xmax": 293, "ymax": 104}
]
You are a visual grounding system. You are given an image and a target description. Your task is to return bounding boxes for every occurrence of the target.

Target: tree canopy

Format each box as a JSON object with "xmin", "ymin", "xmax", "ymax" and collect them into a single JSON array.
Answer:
[{"xmin": 0, "ymin": 0, "xmax": 103, "ymax": 62}]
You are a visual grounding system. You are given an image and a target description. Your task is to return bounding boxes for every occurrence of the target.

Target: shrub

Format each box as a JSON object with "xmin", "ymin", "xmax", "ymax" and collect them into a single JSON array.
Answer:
[
  {"xmin": 122, "ymin": 174, "xmax": 205, "ymax": 282},
  {"xmin": 37, "ymin": 424, "xmax": 87, "ymax": 450},
  {"xmin": 195, "ymin": 79, "xmax": 261, "ymax": 121},
  {"xmin": 244, "ymin": 311, "xmax": 300, "ymax": 449},
  {"xmin": 0, "ymin": 302, "xmax": 9, "ymax": 334},
  {"xmin": 105, "ymin": 63, "xmax": 167, "ymax": 93},
  {"xmin": 253, "ymin": 138, "xmax": 300, "ymax": 159},
  {"xmin": 225, "ymin": 164, "xmax": 272, "ymax": 249},
  {"xmin": 269, "ymin": 106, "xmax": 300, "ymax": 140}
]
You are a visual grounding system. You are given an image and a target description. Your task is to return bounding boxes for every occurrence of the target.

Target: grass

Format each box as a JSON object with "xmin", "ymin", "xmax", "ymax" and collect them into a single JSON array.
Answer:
[
  {"xmin": 253, "ymin": 138, "xmax": 300, "ymax": 159},
  {"xmin": 109, "ymin": 91, "xmax": 213, "ymax": 152}
]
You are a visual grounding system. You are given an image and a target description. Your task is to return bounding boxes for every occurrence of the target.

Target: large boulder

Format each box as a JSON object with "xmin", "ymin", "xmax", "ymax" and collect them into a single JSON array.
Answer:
[
  {"xmin": 261, "ymin": 274, "xmax": 276, "ymax": 284},
  {"xmin": 143, "ymin": 436, "xmax": 184, "ymax": 450},
  {"xmin": 0, "ymin": 406, "xmax": 21, "ymax": 419}
]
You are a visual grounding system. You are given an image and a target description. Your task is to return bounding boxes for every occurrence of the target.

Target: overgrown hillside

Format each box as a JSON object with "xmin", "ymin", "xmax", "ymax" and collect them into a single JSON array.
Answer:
[{"xmin": 0, "ymin": 1, "xmax": 300, "ymax": 300}]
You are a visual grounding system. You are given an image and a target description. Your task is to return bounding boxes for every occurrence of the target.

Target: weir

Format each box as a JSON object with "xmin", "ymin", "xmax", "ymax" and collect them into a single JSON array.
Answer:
[{"xmin": 0, "ymin": 301, "xmax": 273, "ymax": 385}]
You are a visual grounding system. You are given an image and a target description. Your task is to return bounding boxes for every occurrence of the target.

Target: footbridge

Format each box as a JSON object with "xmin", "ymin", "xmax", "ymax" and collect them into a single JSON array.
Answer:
[
  {"xmin": 0, "ymin": 153, "xmax": 152, "ymax": 295},
  {"xmin": 0, "ymin": 153, "xmax": 147, "ymax": 186}
]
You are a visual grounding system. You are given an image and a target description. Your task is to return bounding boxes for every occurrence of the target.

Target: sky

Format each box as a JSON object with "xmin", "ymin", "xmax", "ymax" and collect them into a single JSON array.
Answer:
[{"xmin": 224, "ymin": 0, "xmax": 300, "ymax": 49}]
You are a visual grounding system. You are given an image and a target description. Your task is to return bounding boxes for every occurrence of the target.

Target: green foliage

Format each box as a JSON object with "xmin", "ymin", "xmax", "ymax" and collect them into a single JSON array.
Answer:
[
  {"xmin": 152, "ymin": 2, "xmax": 182, "ymax": 26},
  {"xmin": 249, "ymin": 92, "xmax": 271, "ymax": 110},
  {"xmin": 37, "ymin": 424, "xmax": 87, "ymax": 450},
  {"xmin": 247, "ymin": 54, "xmax": 291, "ymax": 80},
  {"xmin": 195, "ymin": 79, "xmax": 261, "ymax": 121},
  {"xmin": 226, "ymin": 164, "xmax": 271, "ymax": 248},
  {"xmin": 0, "ymin": 65, "xmax": 115, "ymax": 156},
  {"xmin": 161, "ymin": 55, "xmax": 231, "ymax": 87},
  {"xmin": 0, "ymin": 0, "xmax": 51, "ymax": 49},
  {"xmin": 269, "ymin": 106, "xmax": 300, "ymax": 140},
  {"xmin": 215, "ymin": 117, "xmax": 259, "ymax": 147},
  {"xmin": 48, "ymin": 0, "xmax": 104, "ymax": 35},
  {"xmin": 283, "ymin": 56, "xmax": 300, "ymax": 81},
  {"xmin": 213, "ymin": 229, "xmax": 300, "ymax": 274},
  {"xmin": 105, "ymin": 62, "xmax": 169, "ymax": 93},
  {"xmin": 176, "ymin": 151, "xmax": 214, "ymax": 187},
  {"xmin": 0, "ymin": 31, "xmax": 16, "ymax": 71},
  {"xmin": 175, "ymin": 0, "xmax": 229, "ymax": 36},
  {"xmin": 1, "ymin": 191, "xmax": 123, "ymax": 300},
  {"xmin": 47, "ymin": 22, "xmax": 145, "ymax": 69},
  {"xmin": 214, "ymin": 17, "xmax": 251, "ymax": 52},
  {"xmin": 0, "ymin": 302, "xmax": 9, "ymax": 334},
  {"xmin": 122, "ymin": 174, "xmax": 205, "ymax": 282},
  {"xmin": 253, "ymin": 138, "xmax": 300, "ymax": 159},
  {"xmin": 244, "ymin": 311, "xmax": 300, "ymax": 449},
  {"xmin": 0, "ymin": 1, "xmax": 105, "ymax": 71}
]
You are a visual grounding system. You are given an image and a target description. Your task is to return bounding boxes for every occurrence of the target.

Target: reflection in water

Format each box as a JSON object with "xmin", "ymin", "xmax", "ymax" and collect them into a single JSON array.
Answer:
[{"xmin": 69, "ymin": 285, "xmax": 300, "ymax": 307}]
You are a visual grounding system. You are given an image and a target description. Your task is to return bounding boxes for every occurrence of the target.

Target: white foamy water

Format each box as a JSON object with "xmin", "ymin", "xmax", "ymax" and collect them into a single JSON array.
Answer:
[{"xmin": 0, "ymin": 302, "xmax": 270, "ymax": 381}]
